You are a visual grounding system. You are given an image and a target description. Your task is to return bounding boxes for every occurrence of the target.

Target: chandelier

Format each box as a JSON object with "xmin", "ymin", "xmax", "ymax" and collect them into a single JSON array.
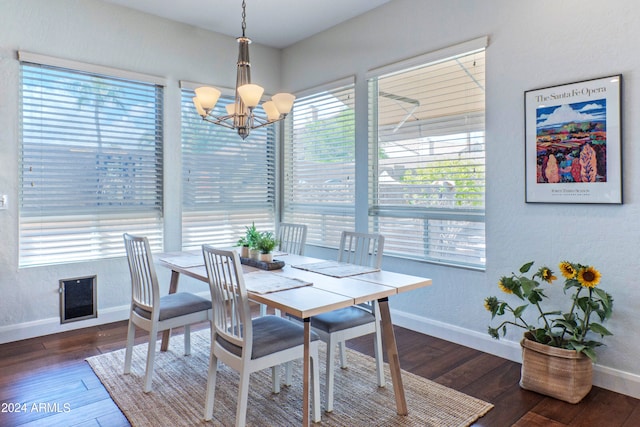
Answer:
[{"xmin": 192, "ymin": 0, "xmax": 295, "ymax": 140}]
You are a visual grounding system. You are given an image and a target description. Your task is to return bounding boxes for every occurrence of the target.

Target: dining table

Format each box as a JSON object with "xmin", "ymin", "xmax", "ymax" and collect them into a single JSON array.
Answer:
[{"xmin": 156, "ymin": 249, "xmax": 432, "ymax": 426}]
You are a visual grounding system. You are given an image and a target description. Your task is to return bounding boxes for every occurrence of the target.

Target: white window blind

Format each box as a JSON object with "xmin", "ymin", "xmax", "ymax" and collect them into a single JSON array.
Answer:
[
  {"xmin": 181, "ymin": 89, "xmax": 276, "ymax": 249},
  {"xmin": 19, "ymin": 60, "xmax": 164, "ymax": 267},
  {"xmin": 283, "ymin": 81, "xmax": 356, "ymax": 248},
  {"xmin": 368, "ymin": 43, "xmax": 486, "ymax": 268}
]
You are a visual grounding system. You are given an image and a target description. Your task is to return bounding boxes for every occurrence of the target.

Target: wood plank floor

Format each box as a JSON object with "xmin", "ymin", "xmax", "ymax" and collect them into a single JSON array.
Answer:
[{"xmin": 1, "ymin": 318, "xmax": 639, "ymax": 426}]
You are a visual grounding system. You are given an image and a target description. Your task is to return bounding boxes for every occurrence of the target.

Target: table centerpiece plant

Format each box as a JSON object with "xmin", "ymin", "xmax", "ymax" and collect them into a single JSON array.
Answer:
[
  {"xmin": 484, "ymin": 260, "xmax": 614, "ymax": 403},
  {"xmin": 256, "ymin": 231, "xmax": 278, "ymax": 262},
  {"xmin": 236, "ymin": 222, "xmax": 261, "ymax": 259}
]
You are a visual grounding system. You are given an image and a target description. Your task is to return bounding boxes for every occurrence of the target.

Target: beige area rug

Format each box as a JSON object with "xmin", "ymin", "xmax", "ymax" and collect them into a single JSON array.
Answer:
[{"xmin": 87, "ymin": 330, "xmax": 492, "ymax": 426}]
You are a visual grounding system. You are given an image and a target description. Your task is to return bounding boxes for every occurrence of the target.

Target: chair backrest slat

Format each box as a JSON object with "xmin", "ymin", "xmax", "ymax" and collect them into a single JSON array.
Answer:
[
  {"xmin": 202, "ymin": 246, "xmax": 252, "ymax": 353},
  {"xmin": 337, "ymin": 231, "xmax": 384, "ymax": 269},
  {"xmin": 277, "ymin": 223, "xmax": 307, "ymax": 255},
  {"xmin": 123, "ymin": 233, "xmax": 159, "ymax": 313}
]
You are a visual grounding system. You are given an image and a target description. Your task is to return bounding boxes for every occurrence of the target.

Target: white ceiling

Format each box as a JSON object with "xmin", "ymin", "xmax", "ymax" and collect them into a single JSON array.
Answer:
[{"xmin": 100, "ymin": 0, "xmax": 392, "ymax": 49}]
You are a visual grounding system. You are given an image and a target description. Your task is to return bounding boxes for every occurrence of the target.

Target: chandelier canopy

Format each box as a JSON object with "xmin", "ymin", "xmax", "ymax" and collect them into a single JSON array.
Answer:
[{"xmin": 192, "ymin": 0, "xmax": 295, "ymax": 139}]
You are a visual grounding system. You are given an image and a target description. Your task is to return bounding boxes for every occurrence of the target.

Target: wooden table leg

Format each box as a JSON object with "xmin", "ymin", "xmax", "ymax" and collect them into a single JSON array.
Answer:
[
  {"xmin": 302, "ymin": 317, "xmax": 310, "ymax": 427},
  {"xmin": 378, "ymin": 297, "xmax": 408, "ymax": 415},
  {"xmin": 160, "ymin": 270, "xmax": 180, "ymax": 351}
]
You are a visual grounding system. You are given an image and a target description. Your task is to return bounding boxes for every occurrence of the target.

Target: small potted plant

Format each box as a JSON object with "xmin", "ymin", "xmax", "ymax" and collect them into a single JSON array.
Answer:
[
  {"xmin": 241, "ymin": 222, "xmax": 261, "ymax": 260},
  {"xmin": 484, "ymin": 260, "xmax": 613, "ymax": 403},
  {"xmin": 256, "ymin": 231, "xmax": 278, "ymax": 263},
  {"xmin": 236, "ymin": 236, "xmax": 250, "ymax": 258}
]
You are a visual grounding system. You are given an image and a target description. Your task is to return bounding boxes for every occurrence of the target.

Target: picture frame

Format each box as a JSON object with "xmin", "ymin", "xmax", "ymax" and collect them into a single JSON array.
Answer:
[{"xmin": 524, "ymin": 75, "xmax": 622, "ymax": 204}]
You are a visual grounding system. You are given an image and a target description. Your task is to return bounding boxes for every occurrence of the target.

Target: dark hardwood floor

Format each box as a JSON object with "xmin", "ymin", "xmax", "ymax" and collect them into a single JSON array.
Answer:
[{"xmin": 1, "ymin": 317, "xmax": 639, "ymax": 426}]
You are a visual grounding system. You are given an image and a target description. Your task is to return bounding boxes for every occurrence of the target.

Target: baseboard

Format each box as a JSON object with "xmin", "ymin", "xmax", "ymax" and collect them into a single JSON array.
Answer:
[
  {"xmin": 0, "ymin": 291, "xmax": 211, "ymax": 345},
  {"xmin": 0, "ymin": 305, "xmax": 130, "ymax": 345},
  {"xmin": 390, "ymin": 308, "xmax": 640, "ymax": 400}
]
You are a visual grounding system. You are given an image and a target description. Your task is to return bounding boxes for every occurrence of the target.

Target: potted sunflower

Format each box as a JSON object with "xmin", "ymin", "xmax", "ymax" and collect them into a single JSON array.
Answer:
[{"xmin": 484, "ymin": 261, "xmax": 613, "ymax": 403}]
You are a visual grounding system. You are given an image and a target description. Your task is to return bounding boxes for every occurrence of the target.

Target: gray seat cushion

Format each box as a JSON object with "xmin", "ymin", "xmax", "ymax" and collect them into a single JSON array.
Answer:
[
  {"xmin": 310, "ymin": 306, "xmax": 374, "ymax": 333},
  {"xmin": 217, "ymin": 315, "xmax": 319, "ymax": 360},
  {"xmin": 134, "ymin": 292, "xmax": 211, "ymax": 321}
]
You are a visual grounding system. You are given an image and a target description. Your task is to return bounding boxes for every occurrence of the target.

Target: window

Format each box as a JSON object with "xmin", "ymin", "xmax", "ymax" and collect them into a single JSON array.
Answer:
[
  {"xmin": 19, "ymin": 54, "xmax": 164, "ymax": 267},
  {"xmin": 181, "ymin": 87, "xmax": 276, "ymax": 249},
  {"xmin": 368, "ymin": 39, "xmax": 486, "ymax": 268},
  {"xmin": 282, "ymin": 79, "xmax": 356, "ymax": 248}
]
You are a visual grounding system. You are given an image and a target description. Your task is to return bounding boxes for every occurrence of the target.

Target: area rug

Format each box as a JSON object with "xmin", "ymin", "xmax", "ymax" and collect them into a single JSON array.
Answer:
[{"xmin": 87, "ymin": 330, "xmax": 492, "ymax": 426}]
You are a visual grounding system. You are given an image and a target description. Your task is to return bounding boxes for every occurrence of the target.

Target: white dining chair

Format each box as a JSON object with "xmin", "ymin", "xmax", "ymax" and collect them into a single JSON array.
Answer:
[
  {"xmin": 259, "ymin": 222, "xmax": 308, "ymax": 317},
  {"xmin": 277, "ymin": 222, "xmax": 308, "ymax": 255},
  {"xmin": 201, "ymin": 245, "xmax": 321, "ymax": 425},
  {"xmin": 310, "ymin": 231, "xmax": 385, "ymax": 412},
  {"xmin": 122, "ymin": 233, "xmax": 212, "ymax": 393}
]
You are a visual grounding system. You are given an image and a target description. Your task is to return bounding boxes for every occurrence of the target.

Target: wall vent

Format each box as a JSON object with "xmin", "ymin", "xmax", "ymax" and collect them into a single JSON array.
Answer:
[{"xmin": 59, "ymin": 275, "xmax": 97, "ymax": 324}]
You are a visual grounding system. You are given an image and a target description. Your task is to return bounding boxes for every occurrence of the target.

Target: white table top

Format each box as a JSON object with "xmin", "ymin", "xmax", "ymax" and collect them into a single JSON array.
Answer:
[{"xmin": 156, "ymin": 251, "xmax": 432, "ymax": 318}]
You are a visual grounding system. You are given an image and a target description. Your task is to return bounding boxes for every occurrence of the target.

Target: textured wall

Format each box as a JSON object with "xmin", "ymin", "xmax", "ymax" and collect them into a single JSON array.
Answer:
[
  {"xmin": 284, "ymin": 0, "xmax": 640, "ymax": 394},
  {"xmin": 0, "ymin": 0, "xmax": 281, "ymax": 335}
]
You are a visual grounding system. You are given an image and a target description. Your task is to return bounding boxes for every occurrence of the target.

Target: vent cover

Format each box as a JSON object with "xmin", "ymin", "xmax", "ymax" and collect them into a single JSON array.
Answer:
[{"xmin": 59, "ymin": 276, "xmax": 97, "ymax": 323}]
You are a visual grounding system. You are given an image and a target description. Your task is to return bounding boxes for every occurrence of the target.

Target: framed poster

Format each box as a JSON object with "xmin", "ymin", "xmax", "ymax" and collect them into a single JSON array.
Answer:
[{"xmin": 525, "ymin": 75, "xmax": 622, "ymax": 203}]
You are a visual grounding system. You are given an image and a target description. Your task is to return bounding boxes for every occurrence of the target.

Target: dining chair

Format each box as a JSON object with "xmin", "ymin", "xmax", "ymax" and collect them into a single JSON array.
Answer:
[
  {"xmin": 277, "ymin": 222, "xmax": 308, "ymax": 255},
  {"xmin": 122, "ymin": 233, "xmax": 212, "ymax": 393},
  {"xmin": 309, "ymin": 231, "xmax": 385, "ymax": 412},
  {"xmin": 259, "ymin": 222, "xmax": 308, "ymax": 317},
  {"xmin": 201, "ymin": 245, "xmax": 321, "ymax": 425}
]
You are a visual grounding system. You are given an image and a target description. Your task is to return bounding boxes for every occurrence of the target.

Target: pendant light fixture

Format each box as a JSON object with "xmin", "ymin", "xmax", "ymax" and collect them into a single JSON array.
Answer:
[{"xmin": 192, "ymin": 0, "xmax": 295, "ymax": 139}]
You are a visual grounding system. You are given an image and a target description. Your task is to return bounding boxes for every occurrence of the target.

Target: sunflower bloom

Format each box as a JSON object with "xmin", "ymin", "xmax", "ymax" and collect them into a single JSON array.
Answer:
[
  {"xmin": 539, "ymin": 267, "xmax": 557, "ymax": 283},
  {"xmin": 498, "ymin": 279, "xmax": 512, "ymax": 294},
  {"xmin": 577, "ymin": 266, "xmax": 601, "ymax": 288},
  {"xmin": 559, "ymin": 261, "xmax": 577, "ymax": 279}
]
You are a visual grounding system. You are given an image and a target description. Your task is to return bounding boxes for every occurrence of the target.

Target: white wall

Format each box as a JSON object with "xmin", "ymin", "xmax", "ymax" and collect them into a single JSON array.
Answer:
[
  {"xmin": 283, "ymin": 0, "xmax": 640, "ymax": 397},
  {"xmin": 0, "ymin": 0, "xmax": 281, "ymax": 339},
  {"xmin": 1, "ymin": 0, "xmax": 639, "ymax": 398}
]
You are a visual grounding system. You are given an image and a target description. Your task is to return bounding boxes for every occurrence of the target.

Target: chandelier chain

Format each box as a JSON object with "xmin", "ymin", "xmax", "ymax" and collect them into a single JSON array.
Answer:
[{"xmin": 241, "ymin": 0, "xmax": 247, "ymax": 37}]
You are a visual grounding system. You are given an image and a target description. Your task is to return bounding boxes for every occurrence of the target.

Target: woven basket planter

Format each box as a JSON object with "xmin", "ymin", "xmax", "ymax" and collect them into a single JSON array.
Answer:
[{"xmin": 519, "ymin": 332, "xmax": 593, "ymax": 404}]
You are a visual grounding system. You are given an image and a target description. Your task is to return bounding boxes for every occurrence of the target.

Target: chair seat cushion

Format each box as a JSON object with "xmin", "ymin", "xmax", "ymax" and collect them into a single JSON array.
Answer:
[
  {"xmin": 217, "ymin": 315, "xmax": 319, "ymax": 360},
  {"xmin": 134, "ymin": 292, "xmax": 211, "ymax": 321},
  {"xmin": 310, "ymin": 306, "xmax": 375, "ymax": 333}
]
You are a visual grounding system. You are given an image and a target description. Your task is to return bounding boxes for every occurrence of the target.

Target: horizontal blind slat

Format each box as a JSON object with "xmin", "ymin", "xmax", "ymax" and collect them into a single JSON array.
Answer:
[
  {"xmin": 19, "ymin": 61, "xmax": 164, "ymax": 267},
  {"xmin": 180, "ymin": 89, "xmax": 276, "ymax": 249},
  {"xmin": 283, "ymin": 83, "xmax": 356, "ymax": 248},
  {"xmin": 369, "ymin": 49, "xmax": 486, "ymax": 268}
]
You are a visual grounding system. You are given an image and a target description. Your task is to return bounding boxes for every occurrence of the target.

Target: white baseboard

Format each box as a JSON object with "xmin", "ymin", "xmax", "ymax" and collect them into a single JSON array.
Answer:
[
  {"xmin": 390, "ymin": 308, "xmax": 640, "ymax": 400},
  {"xmin": 0, "ymin": 291, "xmax": 211, "ymax": 345},
  {"xmin": 0, "ymin": 305, "xmax": 130, "ymax": 345}
]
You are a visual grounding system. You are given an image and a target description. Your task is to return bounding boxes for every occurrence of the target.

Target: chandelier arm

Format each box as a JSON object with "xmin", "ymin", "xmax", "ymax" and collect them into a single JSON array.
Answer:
[
  {"xmin": 249, "ymin": 116, "xmax": 287, "ymax": 130},
  {"xmin": 201, "ymin": 114, "xmax": 237, "ymax": 129}
]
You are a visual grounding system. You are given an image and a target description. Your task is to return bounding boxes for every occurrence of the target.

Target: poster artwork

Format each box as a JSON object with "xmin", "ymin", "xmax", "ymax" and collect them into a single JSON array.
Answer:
[{"xmin": 536, "ymin": 99, "xmax": 607, "ymax": 184}]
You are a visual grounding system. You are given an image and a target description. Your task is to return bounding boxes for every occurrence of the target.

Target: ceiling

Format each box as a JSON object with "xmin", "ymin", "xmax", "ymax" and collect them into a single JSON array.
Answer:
[{"xmin": 101, "ymin": 0, "xmax": 392, "ymax": 49}]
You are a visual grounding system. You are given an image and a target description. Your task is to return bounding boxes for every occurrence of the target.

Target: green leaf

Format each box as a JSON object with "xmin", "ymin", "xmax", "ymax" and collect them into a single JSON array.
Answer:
[
  {"xmin": 554, "ymin": 319, "xmax": 575, "ymax": 332},
  {"xmin": 582, "ymin": 347, "xmax": 597, "ymax": 362},
  {"xmin": 590, "ymin": 323, "xmax": 613, "ymax": 337},
  {"xmin": 519, "ymin": 277, "xmax": 536, "ymax": 295},
  {"xmin": 520, "ymin": 261, "xmax": 535, "ymax": 274},
  {"xmin": 513, "ymin": 304, "xmax": 528, "ymax": 318},
  {"xmin": 569, "ymin": 342, "xmax": 586, "ymax": 353},
  {"xmin": 496, "ymin": 302, "xmax": 507, "ymax": 316}
]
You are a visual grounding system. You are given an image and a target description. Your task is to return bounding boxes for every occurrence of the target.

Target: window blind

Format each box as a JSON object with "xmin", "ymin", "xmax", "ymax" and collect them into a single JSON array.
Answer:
[
  {"xmin": 368, "ymin": 47, "xmax": 486, "ymax": 268},
  {"xmin": 181, "ymin": 89, "xmax": 276, "ymax": 249},
  {"xmin": 19, "ymin": 61, "xmax": 164, "ymax": 267},
  {"xmin": 283, "ymin": 81, "xmax": 356, "ymax": 248}
]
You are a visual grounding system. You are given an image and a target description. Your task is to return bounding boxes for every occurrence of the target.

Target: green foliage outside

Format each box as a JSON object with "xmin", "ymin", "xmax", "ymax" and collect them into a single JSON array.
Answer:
[
  {"xmin": 400, "ymin": 158, "xmax": 484, "ymax": 207},
  {"xmin": 303, "ymin": 109, "xmax": 355, "ymax": 163}
]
